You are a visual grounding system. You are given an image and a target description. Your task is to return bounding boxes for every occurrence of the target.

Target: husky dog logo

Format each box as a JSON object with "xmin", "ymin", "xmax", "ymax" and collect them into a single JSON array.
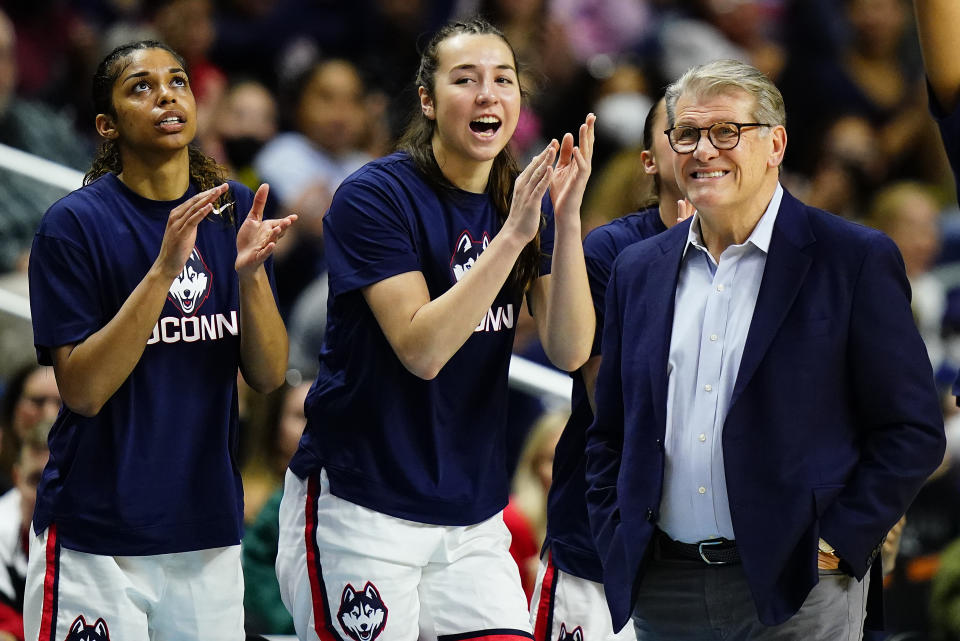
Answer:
[
  {"xmin": 168, "ymin": 248, "xmax": 212, "ymax": 315},
  {"xmin": 337, "ymin": 581, "xmax": 388, "ymax": 641},
  {"xmin": 450, "ymin": 230, "xmax": 490, "ymax": 282},
  {"xmin": 556, "ymin": 624, "xmax": 583, "ymax": 641},
  {"xmin": 63, "ymin": 615, "xmax": 110, "ymax": 641}
]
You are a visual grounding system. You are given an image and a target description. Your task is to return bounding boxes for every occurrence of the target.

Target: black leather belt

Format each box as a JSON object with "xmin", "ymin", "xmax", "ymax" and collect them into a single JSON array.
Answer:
[{"xmin": 654, "ymin": 529, "xmax": 740, "ymax": 565}]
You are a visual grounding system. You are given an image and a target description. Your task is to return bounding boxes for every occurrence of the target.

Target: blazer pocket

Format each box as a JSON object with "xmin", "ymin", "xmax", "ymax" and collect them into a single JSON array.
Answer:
[{"xmin": 797, "ymin": 317, "xmax": 832, "ymax": 338}]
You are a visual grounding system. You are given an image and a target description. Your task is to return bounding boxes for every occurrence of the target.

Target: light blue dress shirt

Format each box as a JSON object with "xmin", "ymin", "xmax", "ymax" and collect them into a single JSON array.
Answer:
[{"xmin": 658, "ymin": 183, "xmax": 783, "ymax": 543}]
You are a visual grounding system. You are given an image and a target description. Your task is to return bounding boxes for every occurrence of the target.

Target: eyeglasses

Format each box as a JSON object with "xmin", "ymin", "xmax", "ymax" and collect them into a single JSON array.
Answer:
[{"xmin": 664, "ymin": 122, "xmax": 771, "ymax": 154}]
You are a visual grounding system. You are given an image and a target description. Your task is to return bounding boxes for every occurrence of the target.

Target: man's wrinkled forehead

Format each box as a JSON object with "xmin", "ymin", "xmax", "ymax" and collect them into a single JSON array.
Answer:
[{"xmin": 672, "ymin": 86, "xmax": 757, "ymax": 123}]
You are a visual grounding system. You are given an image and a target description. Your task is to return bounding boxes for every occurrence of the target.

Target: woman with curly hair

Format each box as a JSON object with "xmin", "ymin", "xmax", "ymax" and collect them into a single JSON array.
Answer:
[{"xmin": 24, "ymin": 40, "xmax": 295, "ymax": 641}]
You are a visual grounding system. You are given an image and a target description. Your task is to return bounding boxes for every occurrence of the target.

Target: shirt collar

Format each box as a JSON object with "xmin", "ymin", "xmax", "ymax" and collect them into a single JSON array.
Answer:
[{"xmin": 684, "ymin": 182, "xmax": 783, "ymax": 258}]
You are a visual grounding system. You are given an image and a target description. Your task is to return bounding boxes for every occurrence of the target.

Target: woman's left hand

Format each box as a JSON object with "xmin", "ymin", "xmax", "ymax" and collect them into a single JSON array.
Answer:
[
  {"xmin": 235, "ymin": 183, "xmax": 298, "ymax": 276},
  {"xmin": 549, "ymin": 113, "xmax": 595, "ymax": 223}
]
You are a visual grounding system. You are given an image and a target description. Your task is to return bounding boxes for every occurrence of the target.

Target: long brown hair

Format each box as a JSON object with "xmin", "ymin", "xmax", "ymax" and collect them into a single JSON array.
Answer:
[
  {"xmin": 397, "ymin": 18, "xmax": 542, "ymax": 293},
  {"xmin": 85, "ymin": 40, "xmax": 234, "ymax": 222}
]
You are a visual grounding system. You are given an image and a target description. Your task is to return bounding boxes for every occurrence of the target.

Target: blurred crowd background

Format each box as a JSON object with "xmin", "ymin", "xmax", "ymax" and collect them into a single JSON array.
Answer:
[{"xmin": 3, "ymin": 0, "xmax": 960, "ymax": 639}]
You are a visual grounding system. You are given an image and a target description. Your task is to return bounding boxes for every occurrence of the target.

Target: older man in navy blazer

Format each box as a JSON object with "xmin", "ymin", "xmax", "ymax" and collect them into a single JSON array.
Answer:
[{"xmin": 585, "ymin": 59, "xmax": 946, "ymax": 641}]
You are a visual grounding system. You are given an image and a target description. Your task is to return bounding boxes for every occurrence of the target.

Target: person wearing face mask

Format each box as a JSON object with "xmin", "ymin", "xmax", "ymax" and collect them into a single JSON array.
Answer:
[{"xmin": 204, "ymin": 78, "xmax": 279, "ymax": 191}]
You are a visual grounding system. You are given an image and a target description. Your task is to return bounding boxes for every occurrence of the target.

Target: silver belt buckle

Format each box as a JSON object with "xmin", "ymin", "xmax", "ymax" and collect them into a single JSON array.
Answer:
[{"xmin": 698, "ymin": 539, "xmax": 729, "ymax": 565}]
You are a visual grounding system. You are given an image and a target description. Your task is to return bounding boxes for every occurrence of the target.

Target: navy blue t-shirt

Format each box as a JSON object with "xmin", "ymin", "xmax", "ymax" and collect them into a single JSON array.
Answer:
[
  {"xmin": 29, "ymin": 173, "xmax": 265, "ymax": 556},
  {"xmin": 543, "ymin": 207, "xmax": 667, "ymax": 581},
  {"xmin": 288, "ymin": 152, "xmax": 555, "ymax": 525}
]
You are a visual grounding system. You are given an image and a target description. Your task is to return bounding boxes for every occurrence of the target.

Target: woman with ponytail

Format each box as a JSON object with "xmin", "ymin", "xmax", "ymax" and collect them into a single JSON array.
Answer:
[
  {"xmin": 275, "ymin": 17, "xmax": 595, "ymax": 641},
  {"xmin": 24, "ymin": 40, "xmax": 296, "ymax": 640}
]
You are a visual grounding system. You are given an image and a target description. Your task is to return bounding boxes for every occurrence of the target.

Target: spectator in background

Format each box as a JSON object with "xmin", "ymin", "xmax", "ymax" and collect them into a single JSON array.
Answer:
[
  {"xmin": 241, "ymin": 380, "xmax": 310, "ymax": 637},
  {"xmin": 883, "ymin": 389, "xmax": 960, "ymax": 640},
  {"xmin": 0, "ymin": 420, "xmax": 51, "ymax": 641},
  {"xmin": 866, "ymin": 181, "xmax": 947, "ymax": 370},
  {"xmin": 0, "ymin": 8, "xmax": 93, "ymax": 272},
  {"xmin": 355, "ymin": 0, "xmax": 458, "ymax": 143},
  {"xmin": 589, "ymin": 57, "xmax": 652, "ymax": 175},
  {"xmin": 655, "ymin": 0, "xmax": 784, "ymax": 85},
  {"xmin": 0, "ymin": 419, "xmax": 52, "ymax": 641},
  {"xmin": 255, "ymin": 57, "xmax": 372, "ymax": 209},
  {"xmin": 782, "ymin": 0, "xmax": 949, "ymax": 185},
  {"xmin": 241, "ymin": 380, "xmax": 310, "ymax": 525},
  {"xmin": 0, "ymin": 364, "xmax": 59, "ymax": 495},
  {"xmin": 0, "ymin": 2, "xmax": 99, "ymax": 131},
  {"xmin": 506, "ymin": 409, "xmax": 566, "ymax": 602},
  {"xmin": 201, "ymin": 78, "xmax": 279, "ymax": 191},
  {"xmin": 152, "ymin": 0, "xmax": 226, "ymax": 142},
  {"xmin": 791, "ymin": 113, "xmax": 886, "ymax": 221},
  {"xmin": 254, "ymin": 57, "xmax": 373, "ymax": 313}
]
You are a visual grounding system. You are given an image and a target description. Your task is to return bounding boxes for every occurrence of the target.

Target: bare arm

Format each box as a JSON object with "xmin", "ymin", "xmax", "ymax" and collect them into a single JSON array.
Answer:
[
  {"xmin": 236, "ymin": 184, "xmax": 298, "ymax": 393},
  {"xmin": 530, "ymin": 114, "xmax": 597, "ymax": 372},
  {"xmin": 363, "ymin": 144, "xmax": 557, "ymax": 380},
  {"xmin": 52, "ymin": 184, "xmax": 229, "ymax": 416},
  {"xmin": 915, "ymin": 0, "xmax": 960, "ymax": 111}
]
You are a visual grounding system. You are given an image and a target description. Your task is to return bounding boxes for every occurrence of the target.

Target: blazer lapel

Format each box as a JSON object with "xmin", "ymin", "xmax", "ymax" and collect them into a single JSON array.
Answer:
[
  {"xmin": 647, "ymin": 222, "xmax": 689, "ymax": 433},
  {"xmin": 730, "ymin": 192, "xmax": 815, "ymax": 408}
]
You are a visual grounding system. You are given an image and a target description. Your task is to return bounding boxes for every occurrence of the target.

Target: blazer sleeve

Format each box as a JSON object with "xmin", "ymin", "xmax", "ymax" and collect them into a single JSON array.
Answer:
[
  {"xmin": 819, "ymin": 232, "xmax": 945, "ymax": 578},
  {"xmin": 585, "ymin": 257, "xmax": 627, "ymax": 562}
]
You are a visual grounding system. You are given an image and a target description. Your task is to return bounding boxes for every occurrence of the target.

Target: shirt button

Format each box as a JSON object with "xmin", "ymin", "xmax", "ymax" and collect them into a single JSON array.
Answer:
[
  {"xmin": 710, "ymin": 334, "xmax": 718, "ymax": 341},
  {"xmin": 717, "ymin": 284, "xmax": 725, "ymax": 292},
  {"xmin": 698, "ymin": 486, "xmax": 707, "ymax": 494},
  {"xmin": 704, "ymin": 384, "xmax": 713, "ymax": 392},
  {"xmin": 699, "ymin": 433, "xmax": 706, "ymax": 442}
]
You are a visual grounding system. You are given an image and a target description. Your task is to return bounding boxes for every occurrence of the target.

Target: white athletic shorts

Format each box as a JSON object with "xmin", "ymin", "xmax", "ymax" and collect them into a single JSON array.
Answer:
[
  {"xmin": 23, "ymin": 524, "xmax": 244, "ymax": 641},
  {"xmin": 276, "ymin": 468, "xmax": 533, "ymax": 641},
  {"xmin": 529, "ymin": 550, "xmax": 636, "ymax": 641}
]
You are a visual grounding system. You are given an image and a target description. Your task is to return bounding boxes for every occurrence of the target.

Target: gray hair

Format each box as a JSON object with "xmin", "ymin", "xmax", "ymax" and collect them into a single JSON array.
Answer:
[{"xmin": 665, "ymin": 59, "xmax": 785, "ymax": 129}]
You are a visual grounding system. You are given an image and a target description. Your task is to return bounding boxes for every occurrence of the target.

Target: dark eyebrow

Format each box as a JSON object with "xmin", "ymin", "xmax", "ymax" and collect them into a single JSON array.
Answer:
[
  {"xmin": 122, "ymin": 67, "xmax": 186, "ymax": 84},
  {"xmin": 450, "ymin": 63, "xmax": 517, "ymax": 73}
]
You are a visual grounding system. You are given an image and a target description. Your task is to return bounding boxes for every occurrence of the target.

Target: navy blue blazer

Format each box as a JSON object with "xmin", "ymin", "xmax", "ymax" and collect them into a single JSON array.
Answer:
[{"xmin": 585, "ymin": 189, "xmax": 946, "ymax": 630}]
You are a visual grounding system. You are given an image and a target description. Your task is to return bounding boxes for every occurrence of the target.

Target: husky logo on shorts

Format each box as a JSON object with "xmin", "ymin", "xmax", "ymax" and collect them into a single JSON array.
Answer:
[
  {"xmin": 337, "ymin": 581, "xmax": 388, "ymax": 641},
  {"xmin": 451, "ymin": 230, "xmax": 490, "ymax": 282},
  {"xmin": 556, "ymin": 623, "xmax": 583, "ymax": 641},
  {"xmin": 63, "ymin": 615, "xmax": 110, "ymax": 641},
  {"xmin": 168, "ymin": 248, "xmax": 212, "ymax": 315}
]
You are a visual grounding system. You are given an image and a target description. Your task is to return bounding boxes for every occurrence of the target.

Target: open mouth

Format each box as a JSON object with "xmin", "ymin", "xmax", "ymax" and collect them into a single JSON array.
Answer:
[
  {"xmin": 469, "ymin": 116, "xmax": 502, "ymax": 135},
  {"xmin": 157, "ymin": 114, "xmax": 186, "ymax": 131}
]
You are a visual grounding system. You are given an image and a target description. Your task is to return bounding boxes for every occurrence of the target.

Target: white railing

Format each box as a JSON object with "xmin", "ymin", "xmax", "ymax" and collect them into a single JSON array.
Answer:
[
  {"xmin": 0, "ymin": 144, "xmax": 573, "ymax": 405},
  {"xmin": 0, "ymin": 142, "xmax": 84, "ymax": 191}
]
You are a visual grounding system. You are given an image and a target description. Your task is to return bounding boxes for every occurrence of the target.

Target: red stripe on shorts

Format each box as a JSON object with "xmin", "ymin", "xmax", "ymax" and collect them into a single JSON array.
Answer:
[
  {"xmin": 532, "ymin": 551, "xmax": 558, "ymax": 641},
  {"xmin": 439, "ymin": 629, "xmax": 535, "ymax": 641},
  {"xmin": 38, "ymin": 523, "xmax": 60, "ymax": 641},
  {"xmin": 305, "ymin": 476, "xmax": 342, "ymax": 641}
]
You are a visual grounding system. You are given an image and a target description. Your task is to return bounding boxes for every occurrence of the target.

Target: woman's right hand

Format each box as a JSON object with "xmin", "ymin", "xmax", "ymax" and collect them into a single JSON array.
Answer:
[
  {"xmin": 155, "ymin": 183, "xmax": 229, "ymax": 279},
  {"xmin": 502, "ymin": 142, "xmax": 557, "ymax": 244}
]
